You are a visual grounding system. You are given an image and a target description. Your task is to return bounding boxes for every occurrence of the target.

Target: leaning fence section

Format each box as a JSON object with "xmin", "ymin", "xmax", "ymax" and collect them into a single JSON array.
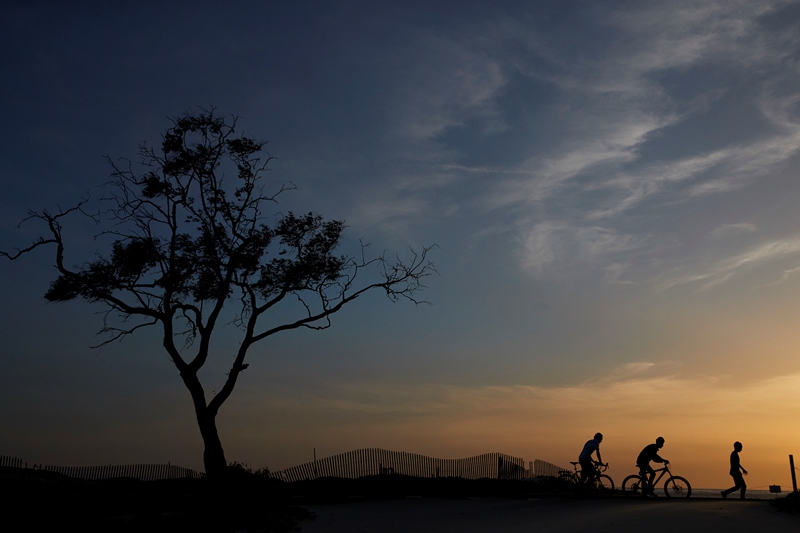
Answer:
[
  {"xmin": 0, "ymin": 455, "xmax": 204, "ymax": 482},
  {"xmin": 42, "ymin": 463, "xmax": 204, "ymax": 481},
  {"xmin": 533, "ymin": 459, "xmax": 569, "ymax": 478},
  {"xmin": 0, "ymin": 455, "xmax": 23, "ymax": 469},
  {"xmin": 270, "ymin": 449, "xmax": 527, "ymax": 482}
]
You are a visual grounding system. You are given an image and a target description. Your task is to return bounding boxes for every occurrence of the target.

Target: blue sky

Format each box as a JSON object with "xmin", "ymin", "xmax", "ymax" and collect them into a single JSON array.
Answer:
[{"xmin": 2, "ymin": 1, "xmax": 800, "ymax": 487}]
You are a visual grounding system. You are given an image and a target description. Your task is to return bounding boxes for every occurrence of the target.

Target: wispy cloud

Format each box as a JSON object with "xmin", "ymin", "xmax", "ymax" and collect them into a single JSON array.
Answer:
[
  {"xmin": 248, "ymin": 360, "xmax": 794, "ymax": 423},
  {"xmin": 755, "ymin": 265, "xmax": 800, "ymax": 288},
  {"xmin": 423, "ymin": 163, "xmax": 531, "ymax": 176},
  {"xmin": 386, "ymin": 34, "xmax": 508, "ymax": 145},
  {"xmin": 340, "ymin": 1, "xmax": 799, "ymax": 265},
  {"xmin": 605, "ymin": 0, "xmax": 790, "ymax": 75},
  {"xmin": 475, "ymin": 2, "xmax": 800, "ymax": 280},
  {"xmin": 586, "ymin": 150, "xmax": 734, "ymax": 219},
  {"xmin": 709, "ymin": 223, "xmax": 757, "ymax": 237},
  {"xmin": 350, "ymin": 192, "xmax": 431, "ymax": 238},
  {"xmin": 518, "ymin": 221, "xmax": 642, "ymax": 277},
  {"xmin": 489, "ymin": 117, "xmax": 663, "ymax": 209},
  {"xmin": 688, "ymin": 134, "xmax": 800, "ymax": 197},
  {"xmin": 588, "ymin": 120, "xmax": 800, "ymax": 218},
  {"xmin": 661, "ymin": 236, "xmax": 800, "ymax": 290}
]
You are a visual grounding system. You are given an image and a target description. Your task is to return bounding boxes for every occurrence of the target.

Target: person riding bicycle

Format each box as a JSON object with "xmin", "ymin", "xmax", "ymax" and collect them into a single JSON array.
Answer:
[
  {"xmin": 636, "ymin": 436, "xmax": 668, "ymax": 495},
  {"xmin": 579, "ymin": 432, "xmax": 604, "ymax": 486}
]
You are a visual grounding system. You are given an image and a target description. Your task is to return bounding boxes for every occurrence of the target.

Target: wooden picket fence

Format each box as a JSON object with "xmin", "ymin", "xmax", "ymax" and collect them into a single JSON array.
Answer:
[
  {"xmin": 2, "ymin": 452, "xmax": 568, "ymax": 483},
  {"xmin": 0, "ymin": 454, "xmax": 203, "ymax": 481},
  {"xmin": 269, "ymin": 449, "xmax": 531, "ymax": 482},
  {"xmin": 0, "ymin": 455, "xmax": 23, "ymax": 469},
  {"xmin": 533, "ymin": 459, "xmax": 568, "ymax": 478}
]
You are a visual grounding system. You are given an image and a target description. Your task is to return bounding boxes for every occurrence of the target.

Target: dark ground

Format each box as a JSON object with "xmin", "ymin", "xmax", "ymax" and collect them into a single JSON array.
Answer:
[
  {"xmin": 2, "ymin": 467, "xmax": 798, "ymax": 532},
  {"xmin": 302, "ymin": 496, "xmax": 800, "ymax": 533}
]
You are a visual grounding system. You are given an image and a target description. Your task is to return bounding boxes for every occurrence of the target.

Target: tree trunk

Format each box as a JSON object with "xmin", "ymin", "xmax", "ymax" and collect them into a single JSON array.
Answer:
[
  {"xmin": 182, "ymin": 368, "xmax": 228, "ymax": 481},
  {"xmin": 197, "ymin": 408, "xmax": 228, "ymax": 481}
]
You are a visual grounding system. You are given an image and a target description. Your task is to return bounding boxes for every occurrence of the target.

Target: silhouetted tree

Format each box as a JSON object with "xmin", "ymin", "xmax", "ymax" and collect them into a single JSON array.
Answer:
[{"xmin": 2, "ymin": 109, "xmax": 435, "ymax": 480}]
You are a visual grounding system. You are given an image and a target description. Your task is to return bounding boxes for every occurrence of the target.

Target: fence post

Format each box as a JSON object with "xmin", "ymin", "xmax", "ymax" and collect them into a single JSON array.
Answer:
[{"xmin": 791, "ymin": 455, "xmax": 798, "ymax": 493}]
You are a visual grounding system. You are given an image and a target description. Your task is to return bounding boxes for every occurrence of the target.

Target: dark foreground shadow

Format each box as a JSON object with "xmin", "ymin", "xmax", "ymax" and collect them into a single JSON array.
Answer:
[
  {"xmin": 16, "ymin": 465, "xmax": 800, "ymax": 532},
  {"xmin": 1, "ymin": 466, "xmax": 312, "ymax": 532},
  {"xmin": 0, "ymin": 464, "xmax": 602, "ymax": 532}
]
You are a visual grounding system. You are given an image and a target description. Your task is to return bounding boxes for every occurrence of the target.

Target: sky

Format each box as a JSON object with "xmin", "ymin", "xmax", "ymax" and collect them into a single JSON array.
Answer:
[{"xmin": 2, "ymin": 1, "xmax": 800, "ymax": 490}]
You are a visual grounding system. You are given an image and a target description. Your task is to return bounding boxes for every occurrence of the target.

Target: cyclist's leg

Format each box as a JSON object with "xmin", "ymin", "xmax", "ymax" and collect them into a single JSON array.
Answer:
[
  {"xmin": 638, "ymin": 464, "xmax": 655, "ymax": 494},
  {"xmin": 579, "ymin": 459, "xmax": 594, "ymax": 486}
]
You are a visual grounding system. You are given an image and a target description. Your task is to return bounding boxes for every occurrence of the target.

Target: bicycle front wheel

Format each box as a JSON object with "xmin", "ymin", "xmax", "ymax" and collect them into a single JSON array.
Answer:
[
  {"xmin": 664, "ymin": 476, "xmax": 691, "ymax": 498},
  {"xmin": 622, "ymin": 474, "xmax": 644, "ymax": 497},
  {"xmin": 595, "ymin": 474, "xmax": 615, "ymax": 496}
]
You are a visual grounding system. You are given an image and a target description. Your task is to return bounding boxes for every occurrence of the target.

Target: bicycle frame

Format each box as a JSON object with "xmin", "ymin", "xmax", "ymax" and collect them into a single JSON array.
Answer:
[
  {"xmin": 641, "ymin": 463, "xmax": 672, "ymax": 489},
  {"xmin": 560, "ymin": 461, "xmax": 615, "ymax": 495},
  {"xmin": 564, "ymin": 461, "xmax": 608, "ymax": 481}
]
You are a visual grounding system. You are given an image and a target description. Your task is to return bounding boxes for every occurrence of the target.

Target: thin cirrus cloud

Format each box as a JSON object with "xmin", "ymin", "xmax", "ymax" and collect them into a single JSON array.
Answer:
[
  {"xmin": 687, "ymin": 93, "xmax": 800, "ymax": 197},
  {"xmin": 384, "ymin": 34, "xmax": 507, "ymax": 146},
  {"xmin": 660, "ymin": 237, "xmax": 800, "ymax": 291},
  {"xmin": 518, "ymin": 222, "xmax": 641, "ymax": 278},
  {"xmin": 604, "ymin": 0, "xmax": 791, "ymax": 75},
  {"xmin": 488, "ymin": 116, "xmax": 665, "ymax": 209},
  {"xmin": 755, "ymin": 265, "xmax": 800, "ymax": 288},
  {"xmin": 709, "ymin": 223, "xmax": 758, "ymax": 238},
  {"xmin": 588, "ymin": 125, "xmax": 800, "ymax": 220},
  {"xmin": 335, "ymin": 1, "xmax": 800, "ymax": 298},
  {"xmin": 469, "ymin": 3, "xmax": 800, "ymax": 282},
  {"xmin": 342, "ymin": 1, "xmax": 797, "ymax": 266}
]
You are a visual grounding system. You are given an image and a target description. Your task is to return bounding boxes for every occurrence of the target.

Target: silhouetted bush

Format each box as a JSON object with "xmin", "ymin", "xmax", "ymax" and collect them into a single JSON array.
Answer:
[
  {"xmin": 0, "ymin": 467, "xmax": 312, "ymax": 532},
  {"xmin": 2, "ymin": 461, "xmax": 599, "ymax": 532},
  {"xmin": 770, "ymin": 491, "xmax": 800, "ymax": 514}
]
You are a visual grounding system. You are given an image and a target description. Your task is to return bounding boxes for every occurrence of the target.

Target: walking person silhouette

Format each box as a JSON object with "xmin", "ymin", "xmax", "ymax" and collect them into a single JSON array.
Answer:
[{"xmin": 721, "ymin": 441, "xmax": 748, "ymax": 499}]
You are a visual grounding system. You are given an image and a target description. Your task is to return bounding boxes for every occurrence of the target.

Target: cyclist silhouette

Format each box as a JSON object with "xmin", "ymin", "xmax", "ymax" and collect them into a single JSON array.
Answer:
[
  {"xmin": 721, "ymin": 441, "xmax": 748, "ymax": 499},
  {"xmin": 636, "ymin": 436, "xmax": 668, "ymax": 495},
  {"xmin": 578, "ymin": 432, "xmax": 604, "ymax": 486}
]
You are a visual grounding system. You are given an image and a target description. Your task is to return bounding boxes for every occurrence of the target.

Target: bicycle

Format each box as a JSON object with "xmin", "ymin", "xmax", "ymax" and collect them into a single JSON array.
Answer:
[
  {"xmin": 559, "ymin": 461, "xmax": 615, "ymax": 496},
  {"xmin": 622, "ymin": 463, "xmax": 691, "ymax": 498}
]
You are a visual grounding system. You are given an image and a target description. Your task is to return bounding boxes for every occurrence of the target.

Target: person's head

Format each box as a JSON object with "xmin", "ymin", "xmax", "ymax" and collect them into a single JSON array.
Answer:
[
  {"xmin": 656, "ymin": 436, "xmax": 665, "ymax": 448},
  {"xmin": 734, "ymin": 441, "xmax": 743, "ymax": 451},
  {"xmin": 594, "ymin": 432, "xmax": 603, "ymax": 442}
]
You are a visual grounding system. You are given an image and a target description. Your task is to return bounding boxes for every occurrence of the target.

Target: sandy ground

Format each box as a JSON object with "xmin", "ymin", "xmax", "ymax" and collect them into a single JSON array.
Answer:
[{"xmin": 300, "ymin": 497, "xmax": 800, "ymax": 532}]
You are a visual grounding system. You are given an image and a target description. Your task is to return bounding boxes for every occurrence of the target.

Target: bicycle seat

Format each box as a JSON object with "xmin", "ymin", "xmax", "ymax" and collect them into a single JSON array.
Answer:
[{"xmin": 570, "ymin": 462, "xmax": 580, "ymax": 466}]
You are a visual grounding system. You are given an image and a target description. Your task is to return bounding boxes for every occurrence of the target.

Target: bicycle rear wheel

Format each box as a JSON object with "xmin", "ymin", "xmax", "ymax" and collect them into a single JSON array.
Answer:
[
  {"xmin": 558, "ymin": 471, "xmax": 578, "ymax": 484},
  {"xmin": 594, "ymin": 474, "xmax": 614, "ymax": 496},
  {"xmin": 622, "ymin": 474, "xmax": 644, "ymax": 497},
  {"xmin": 663, "ymin": 476, "xmax": 691, "ymax": 498},
  {"xmin": 556, "ymin": 471, "xmax": 578, "ymax": 494}
]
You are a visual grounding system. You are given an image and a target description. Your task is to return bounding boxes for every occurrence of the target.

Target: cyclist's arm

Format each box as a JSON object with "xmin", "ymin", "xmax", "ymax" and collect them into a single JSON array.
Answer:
[{"xmin": 595, "ymin": 450, "xmax": 603, "ymax": 465}]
